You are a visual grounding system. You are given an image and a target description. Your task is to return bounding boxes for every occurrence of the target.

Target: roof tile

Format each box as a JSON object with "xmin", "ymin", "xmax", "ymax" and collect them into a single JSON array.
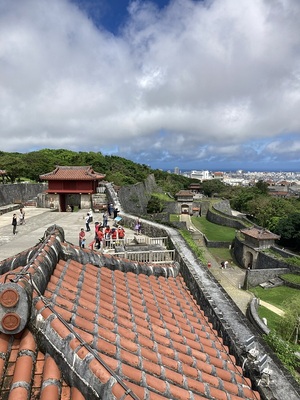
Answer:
[
  {"xmin": 0, "ymin": 226, "xmax": 263, "ymax": 400},
  {"xmin": 40, "ymin": 166, "xmax": 105, "ymax": 181}
]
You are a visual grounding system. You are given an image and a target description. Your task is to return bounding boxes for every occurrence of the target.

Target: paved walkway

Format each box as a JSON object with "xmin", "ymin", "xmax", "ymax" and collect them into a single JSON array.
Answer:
[
  {"xmin": 181, "ymin": 214, "xmax": 254, "ymax": 314},
  {"xmin": 0, "ymin": 207, "xmax": 135, "ymax": 262},
  {"xmin": 260, "ymin": 300, "xmax": 285, "ymax": 316}
]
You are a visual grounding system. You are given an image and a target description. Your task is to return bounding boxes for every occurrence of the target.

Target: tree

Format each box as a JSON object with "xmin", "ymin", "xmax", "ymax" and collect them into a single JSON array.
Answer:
[
  {"xmin": 0, "ymin": 153, "xmax": 26, "ymax": 183},
  {"xmin": 278, "ymin": 296, "xmax": 300, "ymax": 344},
  {"xmin": 202, "ymin": 179, "xmax": 226, "ymax": 197},
  {"xmin": 147, "ymin": 195, "xmax": 165, "ymax": 213},
  {"xmin": 255, "ymin": 179, "xmax": 269, "ymax": 195},
  {"xmin": 275, "ymin": 212, "xmax": 300, "ymax": 250}
]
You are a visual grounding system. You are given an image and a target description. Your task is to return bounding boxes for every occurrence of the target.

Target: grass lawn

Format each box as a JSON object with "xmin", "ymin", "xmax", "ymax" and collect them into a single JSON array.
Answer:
[
  {"xmin": 152, "ymin": 192, "xmax": 173, "ymax": 201},
  {"xmin": 280, "ymin": 273, "xmax": 300, "ymax": 284},
  {"xmin": 170, "ymin": 214, "xmax": 180, "ymax": 222},
  {"xmin": 191, "ymin": 216, "xmax": 236, "ymax": 241},
  {"xmin": 208, "ymin": 248, "xmax": 235, "ymax": 265},
  {"xmin": 249, "ymin": 286, "xmax": 299, "ymax": 309},
  {"xmin": 257, "ymin": 306, "xmax": 283, "ymax": 331}
]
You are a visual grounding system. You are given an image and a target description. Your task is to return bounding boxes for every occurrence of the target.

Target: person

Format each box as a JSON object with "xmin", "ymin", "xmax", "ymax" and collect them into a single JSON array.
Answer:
[
  {"xmin": 113, "ymin": 207, "xmax": 119, "ymax": 219},
  {"xmin": 102, "ymin": 211, "xmax": 108, "ymax": 227},
  {"xmin": 19, "ymin": 208, "xmax": 25, "ymax": 225},
  {"xmin": 110, "ymin": 204, "xmax": 115, "ymax": 218},
  {"xmin": 224, "ymin": 261, "xmax": 229, "ymax": 269},
  {"xmin": 79, "ymin": 228, "xmax": 86, "ymax": 248},
  {"xmin": 104, "ymin": 225, "xmax": 111, "ymax": 248},
  {"xmin": 94, "ymin": 222, "xmax": 100, "ymax": 249},
  {"xmin": 88, "ymin": 209, "xmax": 93, "ymax": 223},
  {"xmin": 134, "ymin": 218, "xmax": 141, "ymax": 235},
  {"xmin": 12, "ymin": 213, "xmax": 17, "ymax": 235},
  {"xmin": 220, "ymin": 261, "xmax": 225, "ymax": 269},
  {"xmin": 111, "ymin": 227, "xmax": 117, "ymax": 243},
  {"xmin": 85, "ymin": 213, "xmax": 91, "ymax": 232},
  {"xmin": 96, "ymin": 227, "xmax": 104, "ymax": 250},
  {"xmin": 118, "ymin": 226, "xmax": 125, "ymax": 240}
]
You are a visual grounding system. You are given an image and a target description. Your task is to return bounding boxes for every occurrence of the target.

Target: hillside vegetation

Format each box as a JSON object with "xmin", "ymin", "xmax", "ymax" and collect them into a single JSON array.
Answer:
[{"xmin": 0, "ymin": 149, "xmax": 196, "ymax": 197}]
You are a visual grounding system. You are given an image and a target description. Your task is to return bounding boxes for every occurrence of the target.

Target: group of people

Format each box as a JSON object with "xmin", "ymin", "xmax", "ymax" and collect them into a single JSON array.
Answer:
[
  {"xmin": 79, "ymin": 220, "xmax": 125, "ymax": 250},
  {"xmin": 11, "ymin": 208, "xmax": 26, "ymax": 235}
]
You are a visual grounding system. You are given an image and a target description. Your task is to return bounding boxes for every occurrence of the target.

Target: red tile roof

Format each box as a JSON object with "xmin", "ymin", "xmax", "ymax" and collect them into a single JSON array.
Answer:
[
  {"xmin": 40, "ymin": 166, "xmax": 105, "ymax": 181},
  {"xmin": 175, "ymin": 190, "xmax": 194, "ymax": 197},
  {"xmin": 240, "ymin": 227, "xmax": 280, "ymax": 241},
  {"xmin": 0, "ymin": 227, "xmax": 261, "ymax": 399}
]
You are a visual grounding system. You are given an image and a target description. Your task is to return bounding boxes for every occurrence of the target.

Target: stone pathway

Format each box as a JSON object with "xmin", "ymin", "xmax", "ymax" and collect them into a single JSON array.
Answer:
[
  {"xmin": 0, "ymin": 207, "xmax": 135, "ymax": 262},
  {"xmin": 181, "ymin": 214, "xmax": 287, "ymax": 317},
  {"xmin": 180, "ymin": 213, "xmax": 255, "ymax": 315},
  {"xmin": 259, "ymin": 300, "xmax": 285, "ymax": 316}
]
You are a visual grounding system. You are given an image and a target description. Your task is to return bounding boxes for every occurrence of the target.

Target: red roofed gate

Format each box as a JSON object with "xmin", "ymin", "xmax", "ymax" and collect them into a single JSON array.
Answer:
[{"xmin": 40, "ymin": 166, "xmax": 105, "ymax": 211}]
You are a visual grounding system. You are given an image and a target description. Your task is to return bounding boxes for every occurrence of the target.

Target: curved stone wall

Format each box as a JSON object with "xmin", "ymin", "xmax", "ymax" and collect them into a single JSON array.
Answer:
[{"xmin": 207, "ymin": 205, "xmax": 248, "ymax": 229}]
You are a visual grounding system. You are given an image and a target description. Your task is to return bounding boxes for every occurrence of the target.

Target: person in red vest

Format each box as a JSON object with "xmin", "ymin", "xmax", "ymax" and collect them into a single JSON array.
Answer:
[
  {"xmin": 96, "ymin": 227, "xmax": 104, "ymax": 250},
  {"xmin": 118, "ymin": 226, "xmax": 125, "ymax": 239},
  {"xmin": 79, "ymin": 228, "xmax": 86, "ymax": 248},
  {"xmin": 104, "ymin": 226, "xmax": 111, "ymax": 248},
  {"xmin": 111, "ymin": 228, "xmax": 117, "ymax": 241}
]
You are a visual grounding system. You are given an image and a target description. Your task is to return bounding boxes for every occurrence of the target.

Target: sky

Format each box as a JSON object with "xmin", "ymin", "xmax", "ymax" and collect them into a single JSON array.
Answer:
[{"xmin": 1, "ymin": 0, "xmax": 300, "ymax": 172}]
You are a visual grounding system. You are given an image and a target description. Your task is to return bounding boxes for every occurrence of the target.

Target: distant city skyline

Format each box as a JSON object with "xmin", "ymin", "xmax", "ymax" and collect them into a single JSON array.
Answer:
[{"xmin": 1, "ymin": 0, "xmax": 300, "ymax": 172}]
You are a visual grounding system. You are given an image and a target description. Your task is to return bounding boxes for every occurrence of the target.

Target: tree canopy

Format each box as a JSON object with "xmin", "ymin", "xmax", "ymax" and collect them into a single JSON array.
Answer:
[{"xmin": 0, "ymin": 149, "xmax": 194, "ymax": 196}]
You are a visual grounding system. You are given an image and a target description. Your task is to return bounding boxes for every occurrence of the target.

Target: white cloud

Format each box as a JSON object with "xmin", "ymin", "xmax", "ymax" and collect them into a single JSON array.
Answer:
[{"xmin": 0, "ymin": 0, "xmax": 300, "ymax": 170}]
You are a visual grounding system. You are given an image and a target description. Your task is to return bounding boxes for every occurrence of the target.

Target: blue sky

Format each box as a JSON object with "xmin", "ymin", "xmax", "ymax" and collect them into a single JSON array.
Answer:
[{"xmin": 0, "ymin": 0, "xmax": 300, "ymax": 172}]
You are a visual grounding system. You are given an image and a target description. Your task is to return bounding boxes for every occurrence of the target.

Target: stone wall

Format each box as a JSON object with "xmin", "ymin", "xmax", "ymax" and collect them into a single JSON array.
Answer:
[
  {"xmin": 246, "ymin": 298, "xmax": 270, "ymax": 335},
  {"xmin": 213, "ymin": 198, "xmax": 232, "ymax": 215},
  {"xmin": 199, "ymin": 200, "xmax": 210, "ymax": 216},
  {"xmin": 245, "ymin": 267, "xmax": 290, "ymax": 289},
  {"xmin": 256, "ymin": 250, "xmax": 294, "ymax": 270},
  {"xmin": 233, "ymin": 235, "xmax": 245, "ymax": 266},
  {"xmin": 117, "ymin": 174, "xmax": 158, "ymax": 215},
  {"xmin": 0, "ymin": 183, "xmax": 47, "ymax": 207},
  {"xmin": 207, "ymin": 205, "xmax": 248, "ymax": 229},
  {"xmin": 203, "ymin": 234, "xmax": 232, "ymax": 249}
]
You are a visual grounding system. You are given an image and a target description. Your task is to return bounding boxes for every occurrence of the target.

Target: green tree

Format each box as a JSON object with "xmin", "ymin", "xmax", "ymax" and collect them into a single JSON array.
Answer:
[
  {"xmin": 255, "ymin": 179, "xmax": 269, "ymax": 194},
  {"xmin": 0, "ymin": 153, "xmax": 26, "ymax": 182},
  {"xmin": 147, "ymin": 195, "xmax": 165, "ymax": 213},
  {"xmin": 275, "ymin": 212, "xmax": 300, "ymax": 250},
  {"xmin": 278, "ymin": 296, "xmax": 300, "ymax": 344},
  {"xmin": 230, "ymin": 187, "xmax": 257, "ymax": 213},
  {"xmin": 264, "ymin": 331, "xmax": 300, "ymax": 380},
  {"xmin": 202, "ymin": 179, "xmax": 226, "ymax": 197}
]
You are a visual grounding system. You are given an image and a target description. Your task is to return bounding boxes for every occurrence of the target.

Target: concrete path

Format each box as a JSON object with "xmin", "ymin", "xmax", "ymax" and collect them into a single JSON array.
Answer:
[
  {"xmin": 0, "ymin": 207, "xmax": 134, "ymax": 262},
  {"xmin": 181, "ymin": 213, "xmax": 254, "ymax": 314},
  {"xmin": 259, "ymin": 300, "xmax": 285, "ymax": 316}
]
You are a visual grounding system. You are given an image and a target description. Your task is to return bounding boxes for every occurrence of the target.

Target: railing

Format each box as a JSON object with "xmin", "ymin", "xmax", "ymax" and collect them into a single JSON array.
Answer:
[
  {"xmin": 132, "ymin": 236, "xmax": 168, "ymax": 247},
  {"xmin": 101, "ymin": 236, "xmax": 168, "ymax": 250},
  {"xmin": 113, "ymin": 249, "xmax": 175, "ymax": 264}
]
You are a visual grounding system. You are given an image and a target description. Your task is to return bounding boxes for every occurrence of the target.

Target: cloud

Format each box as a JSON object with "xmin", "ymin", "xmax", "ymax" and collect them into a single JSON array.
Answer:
[{"xmin": 0, "ymin": 0, "xmax": 300, "ymax": 171}]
